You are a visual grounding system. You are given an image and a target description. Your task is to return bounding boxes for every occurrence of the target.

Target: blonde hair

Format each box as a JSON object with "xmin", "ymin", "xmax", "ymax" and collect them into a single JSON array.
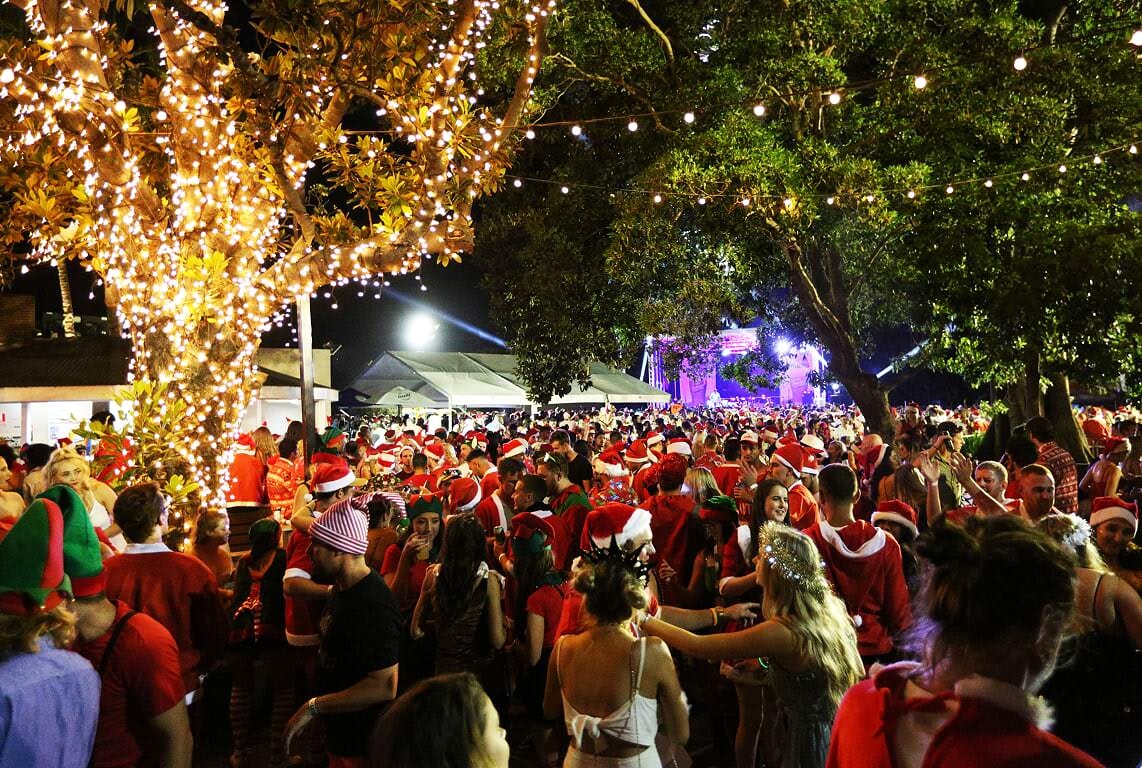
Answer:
[
  {"xmin": 252, "ymin": 426, "xmax": 277, "ymax": 464},
  {"xmin": 45, "ymin": 447, "xmax": 91, "ymax": 488},
  {"xmin": 757, "ymin": 522, "xmax": 864, "ymax": 705},
  {"xmin": 1037, "ymin": 513, "xmax": 1110, "ymax": 574},
  {"xmin": 0, "ymin": 604, "xmax": 77, "ymax": 656},
  {"xmin": 685, "ymin": 467, "xmax": 720, "ymax": 504}
]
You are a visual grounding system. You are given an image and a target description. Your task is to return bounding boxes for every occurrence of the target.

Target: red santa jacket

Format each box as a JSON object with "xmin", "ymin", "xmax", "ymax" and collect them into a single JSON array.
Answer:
[
  {"xmin": 710, "ymin": 462, "xmax": 742, "ymax": 496},
  {"xmin": 226, "ymin": 450, "xmax": 267, "ymax": 508},
  {"xmin": 639, "ymin": 493, "xmax": 702, "ymax": 604},
  {"xmin": 479, "ymin": 468, "xmax": 500, "ymax": 500},
  {"xmin": 632, "ymin": 465, "xmax": 655, "ymax": 504},
  {"xmin": 474, "ymin": 491, "xmax": 511, "ymax": 536},
  {"xmin": 827, "ymin": 662, "xmax": 1102, "ymax": 768},
  {"xmin": 805, "ymin": 520, "xmax": 911, "ymax": 657},
  {"xmin": 788, "ymin": 481, "xmax": 820, "ymax": 530}
]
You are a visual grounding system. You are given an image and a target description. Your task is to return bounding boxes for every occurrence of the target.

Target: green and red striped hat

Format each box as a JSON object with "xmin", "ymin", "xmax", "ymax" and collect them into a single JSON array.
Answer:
[{"xmin": 0, "ymin": 497, "xmax": 71, "ymax": 615}]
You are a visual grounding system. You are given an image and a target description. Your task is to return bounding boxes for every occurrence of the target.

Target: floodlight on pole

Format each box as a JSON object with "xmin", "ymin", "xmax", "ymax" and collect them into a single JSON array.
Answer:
[{"xmin": 774, "ymin": 338, "xmax": 793, "ymax": 356}]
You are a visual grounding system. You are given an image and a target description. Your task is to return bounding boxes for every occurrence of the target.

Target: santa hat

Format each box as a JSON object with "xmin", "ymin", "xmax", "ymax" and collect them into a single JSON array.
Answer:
[
  {"xmin": 501, "ymin": 438, "xmax": 528, "ymax": 459},
  {"xmin": 448, "ymin": 477, "xmax": 483, "ymax": 514},
  {"xmin": 699, "ymin": 495, "xmax": 737, "ymax": 524},
  {"xmin": 40, "ymin": 485, "xmax": 105, "ymax": 598},
  {"xmin": 645, "ymin": 431, "xmax": 664, "ymax": 448},
  {"xmin": 321, "ymin": 427, "xmax": 347, "ymax": 449},
  {"xmin": 375, "ymin": 453, "xmax": 398, "ymax": 472},
  {"xmin": 871, "ymin": 499, "xmax": 918, "ymax": 539},
  {"xmin": 777, "ymin": 429, "xmax": 799, "ymax": 448},
  {"xmin": 801, "ymin": 454, "xmax": 820, "ymax": 477},
  {"xmin": 772, "ymin": 444, "xmax": 804, "ymax": 477},
  {"xmin": 656, "ymin": 453, "xmax": 689, "ymax": 488},
  {"xmin": 235, "ymin": 433, "xmax": 257, "ymax": 454},
  {"xmin": 739, "ymin": 430, "xmax": 759, "ymax": 445},
  {"xmin": 1090, "ymin": 496, "xmax": 1139, "ymax": 537},
  {"xmin": 666, "ymin": 437, "xmax": 692, "ymax": 456},
  {"xmin": 311, "ymin": 451, "xmax": 345, "ymax": 467},
  {"xmin": 594, "ymin": 450, "xmax": 628, "ymax": 478},
  {"xmin": 310, "ymin": 498, "xmax": 368, "ymax": 555},
  {"xmin": 0, "ymin": 497, "xmax": 70, "ymax": 616},
  {"xmin": 585, "ymin": 503, "xmax": 653, "ymax": 551},
  {"xmin": 760, "ymin": 428, "xmax": 779, "ymax": 444},
  {"xmin": 312, "ymin": 463, "xmax": 364, "ymax": 494},
  {"xmin": 624, "ymin": 440, "xmax": 651, "ymax": 465},
  {"xmin": 799, "ymin": 433, "xmax": 826, "ymax": 457},
  {"xmin": 423, "ymin": 443, "xmax": 445, "ymax": 462},
  {"xmin": 1101, "ymin": 436, "xmax": 1129, "ymax": 457}
]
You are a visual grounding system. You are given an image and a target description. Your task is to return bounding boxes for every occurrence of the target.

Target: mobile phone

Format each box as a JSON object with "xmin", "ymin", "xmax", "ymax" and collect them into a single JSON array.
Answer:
[{"xmin": 493, "ymin": 525, "xmax": 505, "ymax": 544}]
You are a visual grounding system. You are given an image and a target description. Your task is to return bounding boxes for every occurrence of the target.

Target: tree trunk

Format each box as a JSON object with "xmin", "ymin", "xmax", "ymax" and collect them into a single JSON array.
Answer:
[
  {"xmin": 57, "ymin": 259, "xmax": 77, "ymax": 338},
  {"xmin": 1044, "ymin": 372, "xmax": 1089, "ymax": 463},
  {"xmin": 782, "ymin": 240, "xmax": 894, "ymax": 442},
  {"xmin": 1005, "ymin": 380, "xmax": 1028, "ymax": 427},
  {"xmin": 1023, "ymin": 346, "xmax": 1043, "ymax": 418}
]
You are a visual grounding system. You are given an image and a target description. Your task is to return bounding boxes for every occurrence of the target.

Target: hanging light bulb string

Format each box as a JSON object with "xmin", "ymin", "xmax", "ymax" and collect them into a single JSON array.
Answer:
[{"xmin": 505, "ymin": 139, "xmax": 1138, "ymax": 205}]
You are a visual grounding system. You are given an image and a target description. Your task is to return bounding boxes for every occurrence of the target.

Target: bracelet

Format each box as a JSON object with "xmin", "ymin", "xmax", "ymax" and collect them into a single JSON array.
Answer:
[
  {"xmin": 709, "ymin": 607, "xmax": 719, "ymax": 627},
  {"xmin": 306, "ymin": 697, "xmax": 320, "ymax": 717}
]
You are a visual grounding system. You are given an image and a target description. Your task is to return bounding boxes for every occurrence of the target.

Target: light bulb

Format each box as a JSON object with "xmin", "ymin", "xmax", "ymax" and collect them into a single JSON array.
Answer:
[
  {"xmin": 906, "ymin": 190, "xmax": 916, "ymax": 199},
  {"xmin": 697, "ymin": 197, "xmax": 706, "ymax": 205},
  {"xmin": 560, "ymin": 186, "xmax": 569, "ymax": 194},
  {"xmin": 740, "ymin": 197, "xmax": 750, "ymax": 206},
  {"xmin": 570, "ymin": 125, "xmax": 582, "ymax": 136},
  {"xmin": 1021, "ymin": 172, "xmax": 1031, "ymax": 181},
  {"xmin": 683, "ymin": 112, "xmax": 695, "ymax": 124},
  {"xmin": 1130, "ymin": 29, "xmax": 1142, "ymax": 46},
  {"xmin": 653, "ymin": 194, "xmax": 662, "ymax": 204},
  {"xmin": 826, "ymin": 196, "xmax": 835, "ymax": 205},
  {"xmin": 1013, "ymin": 55, "xmax": 1027, "ymax": 71},
  {"xmin": 627, "ymin": 120, "xmax": 638, "ymax": 132},
  {"xmin": 1130, "ymin": 145, "xmax": 1138, "ymax": 154},
  {"xmin": 945, "ymin": 185, "xmax": 954, "ymax": 194},
  {"xmin": 1092, "ymin": 155, "xmax": 1102, "ymax": 165},
  {"xmin": 984, "ymin": 179, "xmax": 993, "ymax": 188},
  {"xmin": 914, "ymin": 75, "xmax": 927, "ymax": 89},
  {"xmin": 828, "ymin": 92, "xmax": 841, "ymax": 105},
  {"xmin": 512, "ymin": 179, "xmax": 522, "ymax": 187},
  {"xmin": 0, "ymin": 68, "xmax": 13, "ymax": 84},
  {"xmin": 752, "ymin": 104, "xmax": 766, "ymax": 117},
  {"xmin": 1058, "ymin": 164, "xmax": 1067, "ymax": 173},
  {"xmin": 525, "ymin": 129, "xmax": 535, "ymax": 139}
]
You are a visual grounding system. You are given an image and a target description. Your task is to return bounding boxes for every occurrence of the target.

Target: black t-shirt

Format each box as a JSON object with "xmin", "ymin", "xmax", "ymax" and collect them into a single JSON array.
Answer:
[
  {"xmin": 567, "ymin": 453, "xmax": 594, "ymax": 490},
  {"xmin": 316, "ymin": 570, "xmax": 402, "ymax": 756}
]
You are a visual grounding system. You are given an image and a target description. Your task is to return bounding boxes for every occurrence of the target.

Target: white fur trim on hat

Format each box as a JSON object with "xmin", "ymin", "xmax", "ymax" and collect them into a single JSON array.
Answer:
[
  {"xmin": 1090, "ymin": 505, "xmax": 1139, "ymax": 536},
  {"xmin": 314, "ymin": 468, "xmax": 358, "ymax": 494},
  {"xmin": 591, "ymin": 507, "xmax": 653, "ymax": 550},
  {"xmin": 871, "ymin": 511, "xmax": 918, "ymax": 539},
  {"xmin": 666, "ymin": 438, "xmax": 692, "ymax": 456}
]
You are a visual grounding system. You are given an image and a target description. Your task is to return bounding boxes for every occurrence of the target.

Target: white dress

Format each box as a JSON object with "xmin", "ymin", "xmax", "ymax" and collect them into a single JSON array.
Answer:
[{"xmin": 88, "ymin": 497, "xmax": 128, "ymax": 551}]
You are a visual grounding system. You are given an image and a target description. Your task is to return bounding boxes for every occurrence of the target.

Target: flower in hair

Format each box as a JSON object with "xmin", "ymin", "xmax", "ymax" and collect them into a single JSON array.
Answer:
[{"xmin": 1057, "ymin": 513, "xmax": 1092, "ymax": 554}]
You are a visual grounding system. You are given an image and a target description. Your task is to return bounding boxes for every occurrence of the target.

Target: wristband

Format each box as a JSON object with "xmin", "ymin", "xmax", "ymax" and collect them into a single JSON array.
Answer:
[{"xmin": 306, "ymin": 697, "xmax": 320, "ymax": 717}]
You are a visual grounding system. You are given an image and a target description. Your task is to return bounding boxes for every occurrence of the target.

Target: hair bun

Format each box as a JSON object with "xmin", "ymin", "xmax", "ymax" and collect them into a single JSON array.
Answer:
[{"xmin": 915, "ymin": 521, "xmax": 979, "ymax": 567}]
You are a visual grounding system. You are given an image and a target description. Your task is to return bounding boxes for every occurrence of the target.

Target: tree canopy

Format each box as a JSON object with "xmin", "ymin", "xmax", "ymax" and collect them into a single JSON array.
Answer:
[{"xmin": 476, "ymin": 0, "xmax": 1140, "ymax": 437}]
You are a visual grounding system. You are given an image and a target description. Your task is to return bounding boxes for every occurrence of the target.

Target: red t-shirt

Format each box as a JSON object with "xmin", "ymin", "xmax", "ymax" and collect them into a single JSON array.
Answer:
[
  {"xmin": 380, "ymin": 543, "xmax": 431, "ymax": 612},
  {"xmin": 405, "ymin": 473, "xmax": 438, "ymax": 493},
  {"xmin": 284, "ymin": 528, "xmax": 327, "ymax": 646},
  {"xmin": 526, "ymin": 582, "xmax": 569, "ymax": 649},
  {"xmin": 710, "ymin": 463, "xmax": 742, "ymax": 496},
  {"xmin": 104, "ymin": 546, "xmax": 227, "ymax": 695},
  {"xmin": 73, "ymin": 600, "xmax": 185, "ymax": 768}
]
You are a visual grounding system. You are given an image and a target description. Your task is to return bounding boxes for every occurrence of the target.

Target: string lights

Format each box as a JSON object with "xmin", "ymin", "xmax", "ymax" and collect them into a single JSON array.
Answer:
[
  {"xmin": 1, "ymin": 0, "xmax": 555, "ymax": 510},
  {"xmin": 501, "ymin": 140, "xmax": 1137, "ymax": 209}
]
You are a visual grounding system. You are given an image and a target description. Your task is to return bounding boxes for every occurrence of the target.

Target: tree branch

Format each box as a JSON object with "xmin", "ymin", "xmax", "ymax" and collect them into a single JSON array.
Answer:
[
  {"xmin": 627, "ymin": 0, "xmax": 674, "ymax": 62},
  {"xmin": 849, "ymin": 223, "xmax": 908, "ymax": 304},
  {"xmin": 549, "ymin": 53, "xmax": 673, "ymax": 133}
]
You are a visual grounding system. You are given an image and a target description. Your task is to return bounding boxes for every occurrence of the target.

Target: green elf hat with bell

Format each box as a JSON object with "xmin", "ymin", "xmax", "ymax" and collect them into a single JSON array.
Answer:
[
  {"xmin": 39, "ymin": 484, "xmax": 106, "ymax": 598},
  {"xmin": 0, "ymin": 497, "xmax": 72, "ymax": 615}
]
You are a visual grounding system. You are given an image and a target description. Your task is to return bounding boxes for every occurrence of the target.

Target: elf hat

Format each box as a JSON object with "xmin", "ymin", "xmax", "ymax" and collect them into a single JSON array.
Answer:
[
  {"xmin": 40, "ymin": 484, "xmax": 105, "ymax": 598},
  {"xmin": 772, "ymin": 444, "xmax": 804, "ymax": 477},
  {"xmin": 321, "ymin": 427, "xmax": 347, "ymax": 448},
  {"xmin": 871, "ymin": 499, "xmax": 919, "ymax": 539},
  {"xmin": 448, "ymin": 477, "xmax": 482, "ymax": 514},
  {"xmin": 585, "ymin": 503, "xmax": 653, "ymax": 551},
  {"xmin": 0, "ymin": 497, "xmax": 70, "ymax": 616},
  {"xmin": 624, "ymin": 440, "xmax": 651, "ymax": 464},
  {"xmin": 312, "ymin": 463, "xmax": 365, "ymax": 494},
  {"xmin": 310, "ymin": 498, "xmax": 368, "ymax": 555},
  {"xmin": 511, "ymin": 512, "xmax": 555, "ymax": 548},
  {"xmin": 501, "ymin": 438, "xmax": 528, "ymax": 459},
  {"xmin": 699, "ymin": 495, "xmax": 737, "ymax": 524},
  {"xmin": 1090, "ymin": 496, "xmax": 1139, "ymax": 537},
  {"xmin": 799, "ymin": 433, "xmax": 826, "ymax": 457},
  {"xmin": 666, "ymin": 437, "xmax": 692, "ymax": 456},
  {"xmin": 407, "ymin": 493, "xmax": 444, "ymax": 520}
]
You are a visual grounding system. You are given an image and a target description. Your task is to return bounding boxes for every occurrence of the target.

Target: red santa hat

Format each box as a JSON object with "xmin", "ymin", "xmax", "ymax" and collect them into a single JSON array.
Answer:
[
  {"xmin": 501, "ymin": 438, "xmax": 528, "ymax": 459},
  {"xmin": 739, "ymin": 430, "xmax": 760, "ymax": 445},
  {"xmin": 448, "ymin": 477, "xmax": 483, "ymax": 514},
  {"xmin": 871, "ymin": 499, "xmax": 918, "ymax": 539},
  {"xmin": 511, "ymin": 512, "xmax": 555, "ymax": 544},
  {"xmin": 236, "ymin": 433, "xmax": 257, "ymax": 453},
  {"xmin": 656, "ymin": 453, "xmax": 689, "ymax": 489},
  {"xmin": 585, "ymin": 503, "xmax": 653, "ymax": 551},
  {"xmin": 777, "ymin": 429, "xmax": 799, "ymax": 448},
  {"xmin": 645, "ymin": 431, "xmax": 664, "ymax": 448},
  {"xmin": 375, "ymin": 453, "xmax": 398, "ymax": 472},
  {"xmin": 772, "ymin": 444, "xmax": 804, "ymax": 477},
  {"xmin": 799, "ymin": 433, "xmax": 826, "ymax": 457},
  {"xmin": 312, "ymin": 463, "xmax": 364, "ymax": 493},
  {"xmin": 801, "ymin": 454, "xmax": 820, "ymax": 477},
  {"xmin": 1090, "ymin": 496, "xmax": 1139, "ymax": 537},
  {"xmin": 424, "ymin": 443, "xmax": 445, "ymax": 462},
  {"xmin": 760, "ymin": 428, "xmax": 779, "ymax": 444},
  {"xmin": 1101, "ymin": 436, "xmax": 1129, "ymax": 457},
  {"xmin": 624, "ymin": 440, "xmax": 651, "ymax": 465},
  {"xmin": 666, "ymin": 437, "xmax": 692, "ymax": 456},
  {"xmin": 595, "ymin": 450, "xmax": 628, "ymax": 478}
]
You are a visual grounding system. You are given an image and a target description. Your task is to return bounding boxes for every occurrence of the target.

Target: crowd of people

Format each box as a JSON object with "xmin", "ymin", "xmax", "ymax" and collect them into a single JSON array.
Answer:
[{"xmin": 0, "ymin": 400, "xmax": 1140, "ymax": 768}]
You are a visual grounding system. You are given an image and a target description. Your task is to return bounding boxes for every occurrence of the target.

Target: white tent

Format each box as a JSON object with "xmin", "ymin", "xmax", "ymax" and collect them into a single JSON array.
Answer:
[{"xmin": 350, "ymin": 352, "xmax": 669, "ymax": 408}]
